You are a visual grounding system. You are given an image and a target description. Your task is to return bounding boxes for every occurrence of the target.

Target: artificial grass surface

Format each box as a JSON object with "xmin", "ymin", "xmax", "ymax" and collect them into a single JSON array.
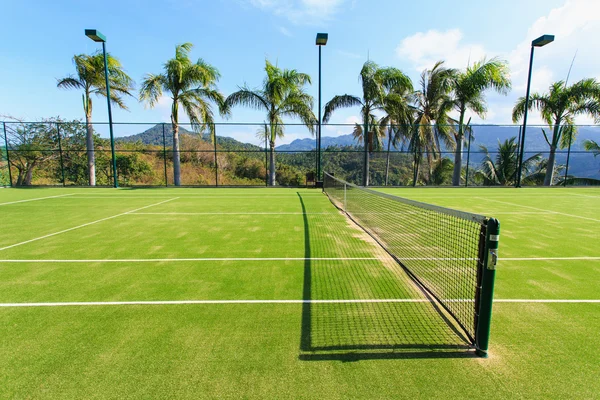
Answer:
[{"xmin": 0, "ymin": 187, "xmax": 599, "ymax": 398}]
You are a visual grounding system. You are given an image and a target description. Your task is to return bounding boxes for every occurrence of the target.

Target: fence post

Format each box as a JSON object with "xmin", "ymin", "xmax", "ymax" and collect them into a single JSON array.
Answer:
[
  {"xmin": 2, "ymin": 122, "xmax": 12, "ymax": 187},
  {"xmin": 265, "ymin": 124, "xmax": 268, "ymax": 187},
  {"xmin": 213, "ymin": 124, "xmax": 218, "ymax": 187},
  {"xmin": 162, "ymin": 123, "xmax": 168, "ymax": 187},
  {"xmin": 465, "ymin": 130, "xmax": 472, "ymax": 188},
  {"xmin": 56, "ymin": 123, "xmax": 66, "ymax": 186},
  {"xmin": 563, "ymin": 131, "xmax": 573, "ymax": 187}
]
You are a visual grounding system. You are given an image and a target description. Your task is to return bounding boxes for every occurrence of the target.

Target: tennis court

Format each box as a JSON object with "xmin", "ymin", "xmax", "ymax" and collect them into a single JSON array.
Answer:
[{"xmin": 0, "ymin": 186, "xmax": 599, "ymax": 398}]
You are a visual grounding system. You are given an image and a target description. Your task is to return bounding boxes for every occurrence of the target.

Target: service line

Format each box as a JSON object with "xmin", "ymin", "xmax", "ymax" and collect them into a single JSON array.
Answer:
[
  {"xmin": 0, "ymin": 198, "xmax": 179, "ymax": 252},
  {"xmin": 0, "ymin": 298, "xmax": 598, "ymax": 308},
  {"xmin": 0, "ymin": 193, "xmax": 75, "ymax": 206}
]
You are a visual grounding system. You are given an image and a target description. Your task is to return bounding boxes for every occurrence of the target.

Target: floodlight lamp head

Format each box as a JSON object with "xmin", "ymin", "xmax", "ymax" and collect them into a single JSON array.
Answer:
[
  {"xmin": 316, "ymin": 33, "xmax": 328, "ymax": 46},
  {"xmin": 532, "ymin": 34, "xmax": 554, "ymax": 47},
  {"xmin": 85, "ymin": 29, "xmax": 106, "ymax": 43}
]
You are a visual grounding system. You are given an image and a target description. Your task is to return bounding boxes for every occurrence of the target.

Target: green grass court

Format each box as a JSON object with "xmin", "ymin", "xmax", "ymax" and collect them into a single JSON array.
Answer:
[{"xmin": 0, "ymin": 187, "xmax": 599, "ymax": 398}]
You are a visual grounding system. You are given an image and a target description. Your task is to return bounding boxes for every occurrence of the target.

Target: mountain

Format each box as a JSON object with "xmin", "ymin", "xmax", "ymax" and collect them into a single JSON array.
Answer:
[
  {"xmin": 116, "ymin": 124, "xmax": 194, "ymax": 145},
  {"xmin": 276, "ymin": 134, "xmax": 356, "ymax": 151},
  {"xmin": 116, "ymin": 124, "xmax": 262, "ymax": 151}
]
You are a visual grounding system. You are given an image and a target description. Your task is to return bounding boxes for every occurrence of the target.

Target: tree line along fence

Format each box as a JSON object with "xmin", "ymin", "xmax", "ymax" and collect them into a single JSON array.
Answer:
[{"xmin": 1, "ymin": 120, "xmax": 599, "ymax": 188}]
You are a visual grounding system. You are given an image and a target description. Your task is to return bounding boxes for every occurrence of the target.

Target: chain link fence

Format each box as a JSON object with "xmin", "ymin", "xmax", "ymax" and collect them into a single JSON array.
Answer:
[{"xmin": 1, "ymin": 120, "xmax": 599, "ymax": 187}]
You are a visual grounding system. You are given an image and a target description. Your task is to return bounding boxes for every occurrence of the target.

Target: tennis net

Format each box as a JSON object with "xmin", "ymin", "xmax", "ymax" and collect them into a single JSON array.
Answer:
[{"xmin": 323, "ymin": 172, "xmax": 499, "ymax": 356}]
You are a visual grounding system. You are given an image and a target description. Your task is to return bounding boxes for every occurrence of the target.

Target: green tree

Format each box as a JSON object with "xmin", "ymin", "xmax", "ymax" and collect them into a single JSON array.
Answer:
[
  {"xmin": 323, "ymin": 60, "xmax": 412, "ymax": 186},
  {"xmin": 139, "ymin": 43, "xmax": 227, "ymax": 186},
  {"xmin": 408, "ymin": 61, "xmax": 456, "ymax": 186},
  {"xmin": 583, "ymin": 139, "xmax": 600, "ymax": 156},
  {"xmin": 449, "ymin": 58, "xmax": 511, "ymax": 186},
  {"xmin": 57, "ymin": 52, "xmax": 134, "ymax": 186},
  {"xmin": 476, "ymin": 137, "xmax": 541, "ymax": 186},
  {"xmin": 4, "ymin": 120, "xmax": 57, "ymax": 185},
  {"xmin": 225, "ymin": 59, "xmax": 316, "ymax": 186},
  {"xmin": 380, "ymin": 86, "xmax": 414, "ymax": 185},
  {"xmin": 512, "ymin": 79, "xmax": 600, "ymax": 186}
]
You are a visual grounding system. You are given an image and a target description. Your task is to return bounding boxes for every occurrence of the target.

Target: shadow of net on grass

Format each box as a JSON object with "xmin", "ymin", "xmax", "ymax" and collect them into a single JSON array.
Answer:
[{"xmin": 297, "ymin": 193, "xmax": 476, "ymax": 361}]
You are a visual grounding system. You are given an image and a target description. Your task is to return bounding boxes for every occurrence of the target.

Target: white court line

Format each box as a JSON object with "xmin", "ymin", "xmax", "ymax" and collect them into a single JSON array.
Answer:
[
  {"xmin": 70, "ymin": 195, "xmax": 323, "ymax": 199},
  {"xmin": 129, "ymin": 212, "xmax": 337, "ymax": 216},
  {"xmin": 0, "ymin": 198, "xmax": 179, "ymax": 252},
  {"xmin": 567, "ymin": 193, "xmax": 600, "ymax": 199},
  {"xmin": 476, "ymin": 197, "xmax": 600, "ymax": 223},
  {"xmin": 0, "ymin": 257, "xmax": 382, "ymax": 263},
  {"xmin": 0, "ymin": 193, "xmax": 75, "ymax": 206},
  {"xmin": 0, "ymin": 298, "xmax": 598, "ymax": 307},
  {"xmin": 1, "ymin": 256, "xmax": 599, "ymax": 263}
]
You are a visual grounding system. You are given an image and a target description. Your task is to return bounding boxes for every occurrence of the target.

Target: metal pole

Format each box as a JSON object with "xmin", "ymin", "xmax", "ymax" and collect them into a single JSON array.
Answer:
[
  {"xmin": 213, "ymin": 124, "xmax": 218, "ymax": 187},
  {"xmin": 363, "ymin": 120, "xmax": 369, "ymax": 186},
  {"xmin": 563, "ymin": 130, "xmax": 573, "ymax": 186},
  {"xmin": 265, "ymin": 124, "xmax": 268, "ymax": 187},
  {"xmin": 317, "ymin": 45, "xmax": 322, "ymax": 181},
  {"xmin": 516, "ymin": 46, "xmax": 535, "ymax": 188},
  {"xmin": 465, "ymin": 130, "xmax": 472, "ymax": 188},
  {"xmin": 2, "ymin": 122, "xmax": 12, "ymax": 187},
  {"xmin": 56, "ymin": 123, "xmax": 66, "ymax": 186},
  {"xmin": 162, "ymin": 123, "xmax": 168, "ymax": 187},
  {"xmin": 102, "ymin": 42, "xmax": 118, "ymax": 188},
  {"xmin": 475, "ymin": 218, "xmax": 499, "ymax": 357}
]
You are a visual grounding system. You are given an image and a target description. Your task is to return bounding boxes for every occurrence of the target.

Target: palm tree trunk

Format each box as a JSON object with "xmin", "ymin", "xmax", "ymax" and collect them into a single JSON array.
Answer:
[
  {"xmin": 85, "ymin": 113, "xmax": 96, "ymax": 186},
  {"xmin": 172, "ymin": 121, "xmax": 181, "ymax": 186},
  {"xmin": 362, "ymin": 119, "xmax": 370, "ymax": 186},
  {"xmin": 269, "ymin": 141, "xmax": 276, "ymax": 186},
  {"xmin": 452, "ymin": 112, "xmax": 465, "ymax": 186},
  {"xmin": 544, "ymin": 145, "xmax": 557, "ymax": 186},
  {"xmin": 412, "ymin": 153, "xmax": 420, "ymax": 187},
  {"xmin": 385, "ymin": 127, "xmax": 392, "ymax": 186}
]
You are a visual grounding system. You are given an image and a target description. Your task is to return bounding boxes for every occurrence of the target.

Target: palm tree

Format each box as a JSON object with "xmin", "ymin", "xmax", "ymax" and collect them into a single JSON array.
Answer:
[
  {"xmin": 323, "ymin": 61, "xmax": 412, "ymax": 186},
  {"xmin": 225, "ymin": 59, "xmax": 316, "ymax": 186},
  {"xmin": 408, "ymin": 61, "xmax": 456, "ymax": 186},
  {"xmin": 139, "ymin": 43, "xmax": 227, "ymax": 186},
  {"xmin": 57, "ymin": 52, "xmax": 134, "ymax": 186},
  {"xmin": 450, "ymin": 58, "xmax": 511, "ymax": 186},
  {"xmin": 380, "ymin": 87, "xmax": 414, "ymax": 185},
  {"xmin": 477, "ymin": 137, "xmax": 541, "ymax": 186},
  {"xmin": 583, "ymin": 139, "xmax": 600, "ymax": 156},
  {"xmin": 512, "ymin": 79, "xmax": 600, "ymax": 186}
]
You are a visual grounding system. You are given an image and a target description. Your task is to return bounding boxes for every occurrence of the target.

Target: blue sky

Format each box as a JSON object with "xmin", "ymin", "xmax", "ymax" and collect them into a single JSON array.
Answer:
[{"xmin": 1, "ymin": 0, "xmax": 598, "ymax": 145}]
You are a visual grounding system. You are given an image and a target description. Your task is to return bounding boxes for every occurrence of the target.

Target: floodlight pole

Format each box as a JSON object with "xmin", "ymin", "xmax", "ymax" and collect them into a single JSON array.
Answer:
[
  {"xmin": 516, "ymin": 47, "xmax": 535, "ymax": 188},
  {"xmin": 316, "ymin": 33, "xmax": 328, "ymax": 182},
  {"xmin": 516, "ymin": 34, "xmax": 554, "ymax": 188},
  {"xmin": 86, "ymin": 29, "xmax": 118, "ymax": 188},
  {"xmin": 101, "ymin": 41, "xmax": 119, "ymax": 188},
  {"xmin": 318, "ymin": 45, "xmax": 322, "ymax": 180}
]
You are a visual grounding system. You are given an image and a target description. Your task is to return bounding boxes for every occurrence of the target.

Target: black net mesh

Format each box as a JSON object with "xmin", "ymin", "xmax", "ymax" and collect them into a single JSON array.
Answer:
[{"xmin": 323, "ymin": 173, "xmax": 488, "ymax": 342}]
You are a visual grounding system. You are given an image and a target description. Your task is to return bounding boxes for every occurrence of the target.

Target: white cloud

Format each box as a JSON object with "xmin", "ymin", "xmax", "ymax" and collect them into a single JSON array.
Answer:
[
  {"xmin": 248, "ymin": 0, "xmax": 345, "ymax": 24},
  {"xmin": 278, "ymin": 26, "xmax": 293, "ymax": 37},
  {"xmin": 396, "ymin": 29, "xmax": 487, "ymax": 71},
  {"xmin": 396, "ymin": 0, "xmax": 600, "ymax": 125}
]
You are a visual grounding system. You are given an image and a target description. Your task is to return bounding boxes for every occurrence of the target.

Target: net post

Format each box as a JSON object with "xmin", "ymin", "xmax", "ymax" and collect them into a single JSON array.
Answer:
[
  {"xmin": 475, "ymin": 218, "xmax": 500, "ymax": 357},
  {"xmin": 343, "ymin": 183, "xmax": 347, "ymax": 212}
]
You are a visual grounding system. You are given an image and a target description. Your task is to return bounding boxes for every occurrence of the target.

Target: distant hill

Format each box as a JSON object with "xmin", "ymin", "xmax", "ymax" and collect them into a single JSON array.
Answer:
[
  {"xmin": 276, "ymin": 134, "xmax": 356, "ymax": 151},
  {"xmin": 116, "ymin": 124, "xmax": 262, "ymax": 151}
]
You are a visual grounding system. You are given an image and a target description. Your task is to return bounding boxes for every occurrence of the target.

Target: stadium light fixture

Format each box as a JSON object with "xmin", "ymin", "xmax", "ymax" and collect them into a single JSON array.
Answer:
[
  {"xmin": 516, "ymin": 34, "xmax": 555, "ymax": 188},
  {"xmin": 85, "ymin": 29, "xmax": 118, "ymax": 188},
  {"xmin": 316, "ymin": 33, "xmax": 328, "ymax": 182}
]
